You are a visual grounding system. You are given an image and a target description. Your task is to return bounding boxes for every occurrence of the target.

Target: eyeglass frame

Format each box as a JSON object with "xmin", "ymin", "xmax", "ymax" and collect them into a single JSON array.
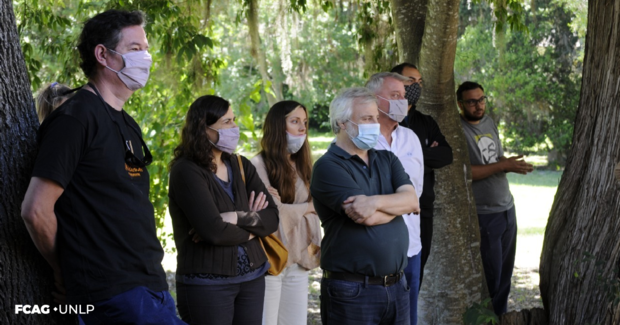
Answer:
[{"xmin": 459, "ymin": 96, "xmax": 488, "ymax": 107}]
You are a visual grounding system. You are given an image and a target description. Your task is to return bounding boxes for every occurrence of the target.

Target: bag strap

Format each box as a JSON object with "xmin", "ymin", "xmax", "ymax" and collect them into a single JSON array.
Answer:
[{"xmin": 236, "ymin": 154, "xmax": 246, "ymax": 184}]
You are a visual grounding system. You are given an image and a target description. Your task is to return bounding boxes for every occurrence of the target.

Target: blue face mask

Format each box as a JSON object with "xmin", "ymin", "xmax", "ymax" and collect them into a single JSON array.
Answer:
[{"xmin": 346, "ymin": 120, "xmax": 380, "ymax": 150}]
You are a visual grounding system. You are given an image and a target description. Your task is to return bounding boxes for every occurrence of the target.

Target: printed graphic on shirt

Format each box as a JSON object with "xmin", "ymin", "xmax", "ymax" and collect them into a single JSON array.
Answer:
[
  {"xmin": 124, "ymin": 140, "xmax": 144, "ymax": 178},
  {"xmin": 125, "ymin": 164, "xmax": 144, "ymax": 178},
  {"xmin": 475, "ymin": 133, "xmax": 498, "ymax": 164}
]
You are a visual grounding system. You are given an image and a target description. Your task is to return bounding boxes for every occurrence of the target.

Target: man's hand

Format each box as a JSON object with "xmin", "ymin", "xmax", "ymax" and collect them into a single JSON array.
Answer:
[
  {"xmin": 430, "ymin": 141, "xmax": 439, "ymax": 148},
  {"xmin": 500, "ymin": 155, "xmax": 534, "ymax": 174},
  {"xmin": 342, "ymin": 195, "xmax": 378, "ymax": 224}
]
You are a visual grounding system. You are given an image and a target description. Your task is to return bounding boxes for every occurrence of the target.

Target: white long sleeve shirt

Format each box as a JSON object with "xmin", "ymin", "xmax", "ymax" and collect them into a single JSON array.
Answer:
[{"xmin": 376, "ymin": 125, "xmax": 424, "ymax": 257}]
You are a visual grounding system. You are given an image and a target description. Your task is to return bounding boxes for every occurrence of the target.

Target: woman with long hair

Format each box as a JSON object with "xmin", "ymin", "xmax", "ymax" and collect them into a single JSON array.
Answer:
[
  {"xmin": 250, "ymin": 101, "xmax": 322, "ymax": 325},
  {"xmin": 168, "ymin": 95, "xmax": 279, "ymax": 325}
]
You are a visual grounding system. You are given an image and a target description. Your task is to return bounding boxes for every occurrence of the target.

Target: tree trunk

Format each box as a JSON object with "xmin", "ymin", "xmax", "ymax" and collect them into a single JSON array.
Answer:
[
  {"xmin": 539, "ymin": 0, "xmax": 620, "ymax": 323},
  {"xmin": 391, "ymin": 0, "xmax": 489, "ymax": 323},
  {"xmin": 0, "ymin": 0, "xmax": 76, "ymax": 323},
  {"xmin": 247, "ymin": 0, "xmax": 281, "ymax": 107},
  {"xmin": 501, "ymin": 308, "xmax": 548, "ymax": 325},
  {"xmin": 390, "ymin": 0, "xmax": 428, "ymax": 66}
]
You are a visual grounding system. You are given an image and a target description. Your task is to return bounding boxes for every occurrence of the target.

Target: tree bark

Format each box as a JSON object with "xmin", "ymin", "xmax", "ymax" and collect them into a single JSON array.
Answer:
[
  {"xmin": 390, "ymin": 0, "xmax": 428, "ymax": 66},
  {"xmin": 0, "ymin": 0, "xmax": 75, "ymax": 323},
  {"xmin": 539, "ymin": 0, "xmax": 620, "ymax": 323},
  {"xmin": 390, "ymin": 0, "xmax": 489, "ymax": 323},
  {"xmin": 501, "ymin": 308, "xmax": 548, "ymax": 325},
  {"xmin": 247, "ymin": 0, "xmax": 282, "ymax": 107}
]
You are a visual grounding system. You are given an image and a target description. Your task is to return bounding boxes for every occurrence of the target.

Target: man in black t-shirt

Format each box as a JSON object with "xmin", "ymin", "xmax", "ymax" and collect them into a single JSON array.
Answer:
[
  {"xmin": 21, "ymin": 10, "xmax": 185, "ymax": 324},
  {"xmin": 391, "ymin": 63, "xmax": 454, "ymax": 289}
]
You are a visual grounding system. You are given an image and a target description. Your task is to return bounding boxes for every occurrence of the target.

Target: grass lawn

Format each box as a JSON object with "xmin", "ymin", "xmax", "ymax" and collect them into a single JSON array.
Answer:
[{"xmin": 508, "ymin": 170, "xmax": 561, "ymax": 269}]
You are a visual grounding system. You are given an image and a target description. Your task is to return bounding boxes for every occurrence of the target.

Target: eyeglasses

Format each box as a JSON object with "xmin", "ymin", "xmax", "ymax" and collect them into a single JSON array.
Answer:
[
  {"xmin": 122, "ymin": 132, "xmax": 153, "ymax": 168},
  {"xmin": 460, "ymin": 96, "xmax": 487, "ymax": 107},
  {"xmin": 114, "ymin": 116, "xmax": 152, "ymax": 168}
]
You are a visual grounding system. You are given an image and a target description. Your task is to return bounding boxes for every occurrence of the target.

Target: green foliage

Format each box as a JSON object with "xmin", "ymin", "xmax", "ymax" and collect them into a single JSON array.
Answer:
[
  {"xmin": 212, "ymin": 1, "xmax": 366, "ymax": 130},
  {"xmin": 471, "ymin": 0, "xmax": 528, "ymax": 33},
  {"xmin": 455, "ymin": 0, "xmax": 584, "ymax": 167},
  {"xmin": 15, "ymin": 0, "xmax": 222, "ymax": 249},
  {"xmin": 463, "ymin": 298, "xmax": 499, "ymax": 325}
]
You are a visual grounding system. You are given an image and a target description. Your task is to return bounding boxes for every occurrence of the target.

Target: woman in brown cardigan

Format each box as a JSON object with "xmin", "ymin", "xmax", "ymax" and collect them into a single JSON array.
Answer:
[
  {"xmin": 250, "ymin": 101, "xmax": 322, "ymax": 325},
  {"xmin": 168, "ymin": 95, "xmax": 279, "ymax": 325}
]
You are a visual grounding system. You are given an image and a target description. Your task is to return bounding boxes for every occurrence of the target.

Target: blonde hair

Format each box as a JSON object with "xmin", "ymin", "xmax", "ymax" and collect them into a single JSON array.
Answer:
[{"xmin": 36, "ymin": 82, "xmax": 73, "ymax": 123}]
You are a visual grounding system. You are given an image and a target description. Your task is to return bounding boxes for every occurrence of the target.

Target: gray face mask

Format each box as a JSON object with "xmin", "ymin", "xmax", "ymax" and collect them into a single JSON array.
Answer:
[
  {"xmin": 286, "ymin": 132, "xmax": 306, "ymax": 154},
  {"xmin": 376, "ymin": 95, "xmax": 408, "ymax": 122},
  {"xmin": 208, "ymin": 126, "xmax": 240, "ymax": 154},
  {"xmin": 105, "ymin": 49, "xmax": 152, "ymax": 91}
]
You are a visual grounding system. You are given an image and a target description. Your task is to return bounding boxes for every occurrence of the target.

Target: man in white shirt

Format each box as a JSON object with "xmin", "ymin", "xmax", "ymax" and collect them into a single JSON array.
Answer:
[{"xmin": 366, "ymin": 72, "xmax": 425, "ymax": 325}]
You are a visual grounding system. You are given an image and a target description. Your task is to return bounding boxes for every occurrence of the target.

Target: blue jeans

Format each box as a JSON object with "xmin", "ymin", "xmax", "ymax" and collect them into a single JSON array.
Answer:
[
  {"xmin": 80, "ymin": 286, "xmax": 186, "ymax": 325},
  {"xmin": 404, "ymin": 254, "xmax": 421, "ymax": 325},
  {"xmin": 320, "ymin": 276, "xmax": 410, "ymax": 325},
  {"xmin": 478, "ymin": 206, "xmax": 517, "ymax": 316}
]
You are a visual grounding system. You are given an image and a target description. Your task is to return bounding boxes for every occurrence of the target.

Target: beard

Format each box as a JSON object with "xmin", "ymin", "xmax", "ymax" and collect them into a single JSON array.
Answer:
[{"xmin": 463, "ymin": 109, "xmax": 484, "ymax": 122}]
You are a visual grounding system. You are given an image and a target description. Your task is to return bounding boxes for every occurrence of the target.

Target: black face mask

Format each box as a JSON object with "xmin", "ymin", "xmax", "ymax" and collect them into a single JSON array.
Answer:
[{"xmin": 404, "ymin": 82, "xmax": 422, "ymax": 106}]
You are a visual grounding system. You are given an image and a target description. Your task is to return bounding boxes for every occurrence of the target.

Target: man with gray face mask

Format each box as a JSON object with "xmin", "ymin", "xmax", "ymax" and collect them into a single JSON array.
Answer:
[
  {"xmin": 21, "ymin": 10, "xmax": 185, "ymax": 324},
  {"xmin": 391, "ymin": 63, "xmax": 453, "ymax": 292},
  {"xmin": 366, "ymin": 72, "xmax": 425, "ymax": 325}
]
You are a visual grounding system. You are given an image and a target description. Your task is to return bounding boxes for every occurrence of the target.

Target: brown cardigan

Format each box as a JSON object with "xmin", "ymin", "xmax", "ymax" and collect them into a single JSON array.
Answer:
[
  {"xmin": 168, "ymin": 155, "xmax": 279, "ymax": 276},
  {"xmin": 250, "ymin": 154, "xmax": 321, "ymax": 270}
]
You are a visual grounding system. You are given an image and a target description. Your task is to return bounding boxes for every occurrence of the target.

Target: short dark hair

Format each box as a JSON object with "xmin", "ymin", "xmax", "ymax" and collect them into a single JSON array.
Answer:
[
  {"xmin": 77, "ymin": 10, "xmax": 146, "ymax": 79},
  {"xmin": 390, "ymin": 62, "xmax": 418, "ymax": 75},
  {"xmin": 456, "ymin": 81, "xmax": 484, "ymax": 100}
]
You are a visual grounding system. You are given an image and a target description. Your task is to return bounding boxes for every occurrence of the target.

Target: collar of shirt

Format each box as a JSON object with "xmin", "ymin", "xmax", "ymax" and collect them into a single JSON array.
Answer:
[{"xmin": 328, "ymin": 143, "xmax": 377, "ymax": 166}]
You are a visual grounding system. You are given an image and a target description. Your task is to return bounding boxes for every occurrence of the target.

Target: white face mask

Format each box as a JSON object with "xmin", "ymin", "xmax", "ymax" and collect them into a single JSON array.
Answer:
[
  {"xmin": 346, "ymin": 121, "xmax": 380, "ymax": 150},
  {"xmin": 105, "ymin": 49, "xmax": 152, "ymax": 91},
  {"xmin": 376, "ymin": 95, "xmax": 408, "ymax": 122},
  {"xmin": 286, "ymin": 132, "xmax": 306, "ymax": 154}
]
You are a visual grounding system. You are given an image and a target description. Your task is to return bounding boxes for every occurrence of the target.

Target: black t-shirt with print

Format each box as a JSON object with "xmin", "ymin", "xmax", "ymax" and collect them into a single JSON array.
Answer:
[{"xmin": 32, "ymin": 89, "xmax": 167, "ymax": 303}]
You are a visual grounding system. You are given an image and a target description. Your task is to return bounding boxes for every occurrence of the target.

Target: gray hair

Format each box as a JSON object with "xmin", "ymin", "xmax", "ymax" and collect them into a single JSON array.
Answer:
[
  {"xmin": 365, "ymin": 72, "xmax": 410, "ymax": 94},
  {"xmin": 329, "ymin": 87, "xmax": 377, "ymax": 134}
]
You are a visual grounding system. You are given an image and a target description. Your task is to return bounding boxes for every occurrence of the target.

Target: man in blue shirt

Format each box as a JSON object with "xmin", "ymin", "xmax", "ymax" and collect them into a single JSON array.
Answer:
[{"xmin": 311, "ymin": 87, "xmax": 419, "ymax": 325}]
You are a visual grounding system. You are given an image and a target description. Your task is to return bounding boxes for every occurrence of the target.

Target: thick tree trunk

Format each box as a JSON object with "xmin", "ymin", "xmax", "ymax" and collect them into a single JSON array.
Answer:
[
  {"xmin": 539, "ymin": 0, "xmax": 620, "ymax": 323},
  {"xmin": 501, "ymin": 308, "xmax": 548, "ymax": 325},
  {"xmin": 390, "ymin": 0, "xmax": 428, "ymax": 66},
  {"xmin": 391, "ymin": 0, "xmax": 488, "ymax": 323},
  {"xmin": 0, "ymin": 0, "xmax": 75, "ymax": 323},
  {"xmin": 247, "ymin": 0, "xmax": 282, "ymax": 107}
]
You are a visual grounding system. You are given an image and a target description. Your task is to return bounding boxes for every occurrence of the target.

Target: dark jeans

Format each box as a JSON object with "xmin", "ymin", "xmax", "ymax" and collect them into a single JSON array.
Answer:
[
  {"xmin": 419, "ymin": 208, "xmax": 434, "ymax": 289},
  {"xmin": 478, "ymin": 206, "xmax": 517, "ymax": 316},
  {"xmin": 320, "ymin": 276, "xmax": 410, "ymax": 325},
  {"xmin": 176, "ymin": 275, "xmax": 265, "ymax": 325},
  {"xmin": 404, "ymin": 254, "xmax": 421, "ymax": 325},
  {"xmin": 80, "ymin": 286, "xmax": 186, "ymax": 325}
]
